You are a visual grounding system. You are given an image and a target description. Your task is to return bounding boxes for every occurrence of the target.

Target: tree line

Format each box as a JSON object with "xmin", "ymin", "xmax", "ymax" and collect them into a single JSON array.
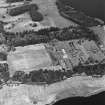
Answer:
[
  {"xmin": 10, "ymin": 62, "xmax": 105, "ymax": 85},
  {"xmin": 3, "ymin": 26, "xmax": 100, "ymax": 47}
]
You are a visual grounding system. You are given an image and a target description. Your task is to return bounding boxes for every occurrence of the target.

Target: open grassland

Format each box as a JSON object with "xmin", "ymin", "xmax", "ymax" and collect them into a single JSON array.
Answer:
[{"xmin": 0, "ymin": 0, "xmax": 77, "ymax": 33}]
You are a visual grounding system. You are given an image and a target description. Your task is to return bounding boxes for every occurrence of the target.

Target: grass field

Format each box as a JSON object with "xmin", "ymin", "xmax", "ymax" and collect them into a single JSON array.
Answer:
[
  {"xmin": 0, "ymin": 0, "xmax": 77, "ymax": 33},
  {"xmin": 8, "ymin": 44, "xmax": 53, "ymax": 75}
]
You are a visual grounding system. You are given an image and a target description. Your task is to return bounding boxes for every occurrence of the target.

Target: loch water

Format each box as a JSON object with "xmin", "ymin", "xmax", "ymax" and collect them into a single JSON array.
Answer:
[{"xmin": 62, "ymin": 0, "xmax": 105, "ymax": 22}]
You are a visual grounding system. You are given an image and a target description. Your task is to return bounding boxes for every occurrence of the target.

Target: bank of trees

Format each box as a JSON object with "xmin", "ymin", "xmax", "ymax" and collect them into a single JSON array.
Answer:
[
  {"xmin": 11, "ymin": 68, "xmax": 73, "ymax": 84},
  {"xmin": 10, "ymin": 61, "xmax": 105, "ymax": 85},
  {"xmin": 0, "ymin": 62, "xmax": 105, "ymax": 86},
  {"xmin": 3, "ymin": 26, "xmax": 100, "ymax": 47},
  {"xmin": 73, "ymin": 63, "xmax": 105, "ymax": 77}
]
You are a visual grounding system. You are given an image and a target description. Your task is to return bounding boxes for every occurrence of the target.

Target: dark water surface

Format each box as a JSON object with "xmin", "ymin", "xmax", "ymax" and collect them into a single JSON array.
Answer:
[
  {"xmin": 61, "ymin": 0, "xmax": 105, "ymax": 22},
  {"xmin": 54, "ymin": 92, "xmax": 105, "ymax": 105}
]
